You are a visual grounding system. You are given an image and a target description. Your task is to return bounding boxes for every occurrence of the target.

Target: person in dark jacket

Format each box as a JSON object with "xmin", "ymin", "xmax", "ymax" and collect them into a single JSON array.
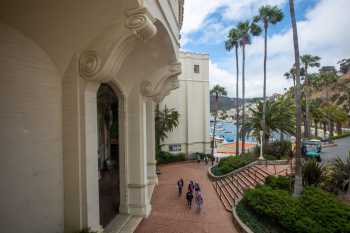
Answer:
[
  {"xmin": 177, "ymin": 178, "xmax": 184, "ymax": 196},
  {"xmin": 186, "ymin": 190, "xmax": 194, "ymax": 208}
]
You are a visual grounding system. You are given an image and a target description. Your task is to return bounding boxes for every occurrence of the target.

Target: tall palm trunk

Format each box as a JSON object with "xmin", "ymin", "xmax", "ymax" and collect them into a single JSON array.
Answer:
[
  {"xmin": 241, "ymin": 44, "xmax": 246, "ymax": 154},
  {"xmin": 235, "ymin": 46, "xmax": 240, "ymax": 155},
  {"xmin": 262, "ymin": 22, "xmax": 268, "ymax": 150},
  {"xmin": 289, "ymin": 0, "xmax": 303, "ymax": 196},
  {"xmin": 326, "ymin": 86, "xmax": 333, "ymax": 143},
  {"xmin": 304, "ymin": 66, "xmax": 310, "ymax": 138},
  {"xmin": 211, "ymin": 95, "xmax": 219, "ymax": 157},
  {"xmin": 315, "ymin": 120, "xmax": 318, "ymax": 137},
  {"xmin": 323, "ymin": 122, "xmax": 327, "ymax": 139}
]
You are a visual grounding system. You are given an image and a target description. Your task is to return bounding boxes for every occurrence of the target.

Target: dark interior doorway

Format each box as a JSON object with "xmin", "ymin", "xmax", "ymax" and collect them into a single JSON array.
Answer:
[{"xmin": 97, "ymin": 84, "xmax": 120, "ymax": 227}]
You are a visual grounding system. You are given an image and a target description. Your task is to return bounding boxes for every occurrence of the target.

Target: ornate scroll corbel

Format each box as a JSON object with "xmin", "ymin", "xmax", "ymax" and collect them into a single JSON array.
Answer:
[
  {"xmin": 141, "ymin": 62, "xmax": 182, "ymax": 103},
  {"xmin": 78, "ymin": 50, "xmax": 102, "ymax": 81},
  {"xmin": 125, "ymin": 7, "xmax": 157, "ymax": 41}
]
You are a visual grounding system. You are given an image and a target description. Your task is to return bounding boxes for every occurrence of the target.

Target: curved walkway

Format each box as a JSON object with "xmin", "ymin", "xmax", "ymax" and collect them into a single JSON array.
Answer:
[{"xmin": 135, "ymin": 162, "xmax": 238, "ymax": 233}]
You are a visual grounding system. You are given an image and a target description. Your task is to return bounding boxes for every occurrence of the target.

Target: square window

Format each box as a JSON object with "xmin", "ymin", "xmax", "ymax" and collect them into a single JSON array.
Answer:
[
  {"xmin": 194, "ymin": 64, "xmax": 200, "ymax": 73},
  {"xmin": 169, "ymin": 144, "xmax": 181, "ymax": 152}
]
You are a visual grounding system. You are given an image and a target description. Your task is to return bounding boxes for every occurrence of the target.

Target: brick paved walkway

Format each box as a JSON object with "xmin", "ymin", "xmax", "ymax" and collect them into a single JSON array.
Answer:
[{"xmin": 135, "ymin": 162, "xmax": 238, "ymax": 233}]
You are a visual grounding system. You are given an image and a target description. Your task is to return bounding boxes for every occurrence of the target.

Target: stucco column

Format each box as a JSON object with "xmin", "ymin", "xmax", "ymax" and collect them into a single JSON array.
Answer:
[
  {"xmin": 146, "ymin": 101, "xmax": 158, "ymax": 197},
  {"xmin": 126, "ymin": 91, "xmax": 151, "ymax": 216}
]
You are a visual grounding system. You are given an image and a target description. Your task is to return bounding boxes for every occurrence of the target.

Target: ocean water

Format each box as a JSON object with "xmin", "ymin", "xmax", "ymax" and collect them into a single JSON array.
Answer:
[
  {"xmin": 210, "ymin": 121, "xmax": 291, "ymax": 143},
  {"xmin": 210, "ymin": 121, "xmax": 256, "ymax": 143}
]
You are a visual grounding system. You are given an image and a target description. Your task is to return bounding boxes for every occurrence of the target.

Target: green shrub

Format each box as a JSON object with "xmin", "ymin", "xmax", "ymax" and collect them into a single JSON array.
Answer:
[
  {"xmin": 236, "ymin": 201, "xmax": 286, "ymax": 233},
  {"xmin": 156, "ymin": 151, "xmax": 186, "ymax": 164},
  {"xmin": 241, "ymin": 186, "xmax": 350, "ymax": 233},
  {"xmin": 302, "ymin": 159, "xmax": 322, "ymax": 187},
  {"xmin": 254, "ymin": 141, "xmax": 292, "ymax": 160},
  {"xmin": 320, "ymin": 164, "xmax": 338, "ymax": 193},
  {"xmin": 211, "ymin": 153, "xmax": 256, "ymax": 176},
  {"xmin": 265, "ymin": 175, "xmax": 291, "ymax": 191}
]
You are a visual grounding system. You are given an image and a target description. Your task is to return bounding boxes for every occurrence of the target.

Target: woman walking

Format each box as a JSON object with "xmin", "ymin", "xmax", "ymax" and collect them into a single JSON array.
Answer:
[{"xmin": 195, "ymin": 191, "xmax": 204, "ymax": 212}]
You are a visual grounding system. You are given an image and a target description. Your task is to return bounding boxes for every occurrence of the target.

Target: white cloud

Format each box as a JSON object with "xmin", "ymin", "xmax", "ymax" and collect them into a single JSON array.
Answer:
[
  {"xmin": 205, "ymin": 0, "xmax": 350, "ymax": 97},
  {"xmin": 181, "ymin": 0, "xmax": 287, "ymax": 38},
  {"xmin": 209, "ymin": 60, "xmax": 235, "ymax": 97}
]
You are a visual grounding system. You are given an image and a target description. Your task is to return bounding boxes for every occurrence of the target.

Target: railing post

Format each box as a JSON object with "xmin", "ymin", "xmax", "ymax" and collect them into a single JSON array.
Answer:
[{"xmin": 274, "ymin": 164, "xmax": 276, "ymax": 175}]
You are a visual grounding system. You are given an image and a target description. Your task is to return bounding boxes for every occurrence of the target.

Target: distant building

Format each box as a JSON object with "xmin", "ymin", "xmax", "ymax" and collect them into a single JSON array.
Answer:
[
  {"xmin": 160, "ymin": 52, "xmax": 210, "ymax": 156},
  {"xmin": 320, "ymin": 66, "xmax": 337, "ymax": 74}
]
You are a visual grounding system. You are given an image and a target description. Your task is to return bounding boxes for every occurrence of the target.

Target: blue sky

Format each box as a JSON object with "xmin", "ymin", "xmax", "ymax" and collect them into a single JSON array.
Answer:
[{"xmin": 180, "ymin": 0, "xmax": 350, "ymax": 97}]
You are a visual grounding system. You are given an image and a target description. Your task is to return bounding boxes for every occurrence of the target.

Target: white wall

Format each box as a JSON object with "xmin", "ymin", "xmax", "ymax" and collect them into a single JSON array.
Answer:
[
  {"xmin": 160, "ymin": 52, "xmax": 210, "ymax": 155},
  {"xmin": 0, "ymin": 23, "xmax": 63, "ymax": 233}
]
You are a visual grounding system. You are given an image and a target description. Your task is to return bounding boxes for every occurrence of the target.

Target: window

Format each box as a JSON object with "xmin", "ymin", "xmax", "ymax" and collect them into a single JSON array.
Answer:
[
  {"xmin": 169, "ymin": 144, "xmax": 182, "ymax": 152},
  {"xmin": 194, "ymin": 64, "xmax": 200, "ymax": 73}
]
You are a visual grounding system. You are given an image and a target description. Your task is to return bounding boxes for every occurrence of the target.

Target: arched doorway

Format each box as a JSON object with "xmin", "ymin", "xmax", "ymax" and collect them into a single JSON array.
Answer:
[{"xmin": 97, "ymin": 84, "xmax": 120, "ymax": 227}]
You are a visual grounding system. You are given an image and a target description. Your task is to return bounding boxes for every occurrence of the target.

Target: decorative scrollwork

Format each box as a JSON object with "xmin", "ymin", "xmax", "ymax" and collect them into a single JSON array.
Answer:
[
  {"xmin": 140, "ymin": 62, "xmax": 182, "ymax": 102},
  {"xmin": 125, "ymin": 7, "xmax": 157, "ymax": 41},
  {"xmin": 79, "ymin": 50, "xmax": 101, "ymax": 80}
]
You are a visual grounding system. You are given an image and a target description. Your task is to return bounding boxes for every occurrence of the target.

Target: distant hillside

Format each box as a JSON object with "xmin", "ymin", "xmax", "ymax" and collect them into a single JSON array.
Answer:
[
  {"xmin": 310, "ymin": 74, "xmax": 350, "ymax": 113},
  {"xmin": 210, "ymin": 96, "xmax": 262, "ymax": 112}
]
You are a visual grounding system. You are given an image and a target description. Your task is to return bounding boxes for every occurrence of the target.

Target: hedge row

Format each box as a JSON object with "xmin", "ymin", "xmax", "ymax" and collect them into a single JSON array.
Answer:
[
  {"xmin": 156, "ymin": 151, "xmax": 186, "ymax": 164},
  {"xmin": 211, "ymin": 153, "xmax": 256, "ymax": 176},
  {"xmin": 241, "ymin": 186, "xmax": 350, "ymax": 233}
]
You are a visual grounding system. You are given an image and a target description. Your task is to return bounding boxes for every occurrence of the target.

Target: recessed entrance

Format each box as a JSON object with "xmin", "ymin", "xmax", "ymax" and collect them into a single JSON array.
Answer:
[{"xmin": 97, "ymin": 84, "xmax": 120, "ymax": 227}]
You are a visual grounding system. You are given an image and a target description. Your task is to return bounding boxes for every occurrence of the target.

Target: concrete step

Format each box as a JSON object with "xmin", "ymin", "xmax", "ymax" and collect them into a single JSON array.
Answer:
[{"xmin": 104, "ymin": 214, "xmax": 142, "ymax": 233}]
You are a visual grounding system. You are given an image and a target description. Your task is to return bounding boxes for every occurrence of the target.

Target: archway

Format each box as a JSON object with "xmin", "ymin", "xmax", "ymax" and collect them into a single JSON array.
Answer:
[{"xmin": 97, "ymin": 84, "xmax": 120, "ymax": 227}]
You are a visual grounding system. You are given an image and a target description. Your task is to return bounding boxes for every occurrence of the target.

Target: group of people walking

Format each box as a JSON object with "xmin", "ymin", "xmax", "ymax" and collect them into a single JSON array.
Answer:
[{"xmin": 177, "ymin": 178, "xmax": 204, "ymax": 212}]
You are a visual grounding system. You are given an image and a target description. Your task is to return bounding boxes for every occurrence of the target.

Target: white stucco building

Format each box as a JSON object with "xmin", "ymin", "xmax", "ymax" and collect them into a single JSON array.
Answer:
[
  {"xmin": 0, "ymin": 1, "xmax": 183, "ymax": 233},
  {"xmin": 160, "ymin": 52, "xmax": 210, "ymax": 156}
]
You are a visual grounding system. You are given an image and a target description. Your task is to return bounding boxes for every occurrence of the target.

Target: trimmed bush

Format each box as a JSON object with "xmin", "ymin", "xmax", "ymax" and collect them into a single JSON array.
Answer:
[
  {"xmin": 211, "ymin": 153, "xmax": 256, "ymax": 176},
  {"xmin": 331, "ymin": 131, "xmax": 350, "ymax": 140},
  {"xmin": 156, "ymin": 151, "xmax": 186, "ymax": 164},
  {"xmin": 265, "ymin": 175, "xmax": 291, "ymax": 191},
  {"xmin": 241, "ymin": 186, "xmax": 350, "ymax": 233},
  {"xmin": 236, "ymin": 201, "xmax": 285, "ymax": 233}
]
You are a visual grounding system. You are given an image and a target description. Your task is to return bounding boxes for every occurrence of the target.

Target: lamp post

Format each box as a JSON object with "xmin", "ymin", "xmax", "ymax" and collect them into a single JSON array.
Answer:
[{"xmin": 259, "ymin": 130, "xmax": 264, "ymax": 160}]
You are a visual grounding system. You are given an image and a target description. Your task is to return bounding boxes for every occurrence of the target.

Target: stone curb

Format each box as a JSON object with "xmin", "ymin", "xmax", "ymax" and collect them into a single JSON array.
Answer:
[{"xmin": 231, "ymin": 199, "xmax": 254, "ymax": 233}]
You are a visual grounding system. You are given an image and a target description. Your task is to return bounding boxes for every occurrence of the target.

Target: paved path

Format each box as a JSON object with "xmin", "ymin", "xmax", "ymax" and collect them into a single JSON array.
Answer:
[
  {"xmin": 135, "ymin": 162, "xmax": 238, "ymax": 233},
  {"xmin": 321, "ymin": 137, "xmax": 350, "ymax": 163}
]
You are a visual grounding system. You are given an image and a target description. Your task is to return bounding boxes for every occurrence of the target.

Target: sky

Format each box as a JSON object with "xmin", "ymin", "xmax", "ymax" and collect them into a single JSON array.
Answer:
[{"xmin": 180, "ymin": 0, "xmax": 350, "ymax": 98}]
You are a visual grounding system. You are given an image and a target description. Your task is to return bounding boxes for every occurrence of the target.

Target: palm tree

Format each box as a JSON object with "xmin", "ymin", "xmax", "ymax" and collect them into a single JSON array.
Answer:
[
  {"xmin": 236, "ymin": 20, "xmax": 262, "ymax": 154},
  {"xmin": 289, "ymin": 0, "xmax": 303, "ymax": 196},
  {"xmin": 210, "ymin": 85, "xmax": 227, "ymax": 157},
  {"xmin": 309, "ymin": 99, "xmax": 324, "ymax": 137},
  {"xmin": 155, "ymin": 105, "xmax": 180, "ymax": 152},
  {"xmin": 300, "ymin": 54, "xmax": 321, "ymax": 138},
  {"xmin": 242, "ymin": 98, "xmax": 295, "ymax": 143},
  {"xmin": 284, "ymin": 72, "xmax": 296, "ymax": 87},
  {"xmin": 253, "ymin": 5, "xmax": 284, "ymax": 150},
  {"xmin": 225, "ymin": 28, "xmax": 241, "ymax": 155},
  {"xmin": 319, "ymin": 72, "xmax": 338, "ymax": 143}
]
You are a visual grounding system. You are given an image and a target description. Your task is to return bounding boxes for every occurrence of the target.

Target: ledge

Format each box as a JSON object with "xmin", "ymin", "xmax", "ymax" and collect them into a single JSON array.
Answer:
[{"xmin": 208, "ymin": 159, "xmax": 290, "ymax": 180}]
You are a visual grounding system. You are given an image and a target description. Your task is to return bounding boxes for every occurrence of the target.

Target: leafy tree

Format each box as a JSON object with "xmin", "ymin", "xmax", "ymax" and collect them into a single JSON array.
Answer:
[
  {"xmin": 289, "ymin": 0, "xmax": 303, "ymax": 196},
  {"xmin": 225, "ymin": 28, "xmax": 241, "ymax": 155},
  {"xmin": 253, "ymin": 5, "xmax": 283, "ymax": 150},
  {"xmin": 210, "ymin": 85, "xmax": 227, "ymax": 157},
  {"xmin": 155, "ymin": 105, "xmax": 179, "ymax": 152},
  {"xmin": 236, "ymin": 20, "xmax": 262, "ymax": 153},
  {"xmin": 242, "ymin": 97, "xmax": 295, "ymax": 143},
  {"xmin": 300, "ymin": 54, "xmax": 321, "ymax": 138}
]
